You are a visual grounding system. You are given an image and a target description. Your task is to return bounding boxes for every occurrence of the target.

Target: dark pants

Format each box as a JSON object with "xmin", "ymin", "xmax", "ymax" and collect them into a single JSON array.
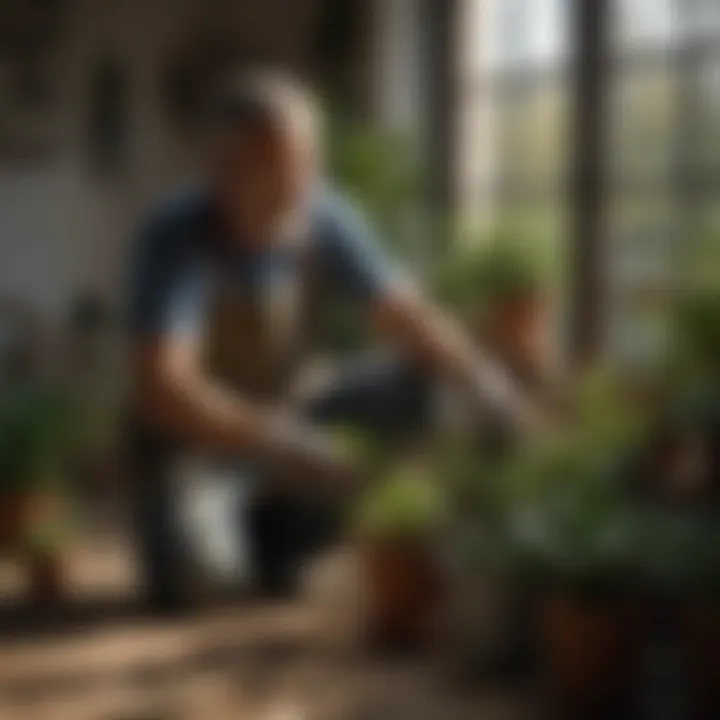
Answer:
[{"xmin": 128, "ymin": 357, "xmax": 432, "ymax": 608}]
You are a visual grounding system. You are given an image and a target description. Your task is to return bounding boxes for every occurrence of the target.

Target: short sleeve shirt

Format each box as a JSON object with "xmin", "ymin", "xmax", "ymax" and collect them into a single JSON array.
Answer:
[{"xmin": 128, "ymin": 186, "xmax": 398, "ymax": 339}]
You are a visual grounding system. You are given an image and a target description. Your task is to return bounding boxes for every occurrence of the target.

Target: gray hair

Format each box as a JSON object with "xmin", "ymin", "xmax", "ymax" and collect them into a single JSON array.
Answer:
[{"xmin": 214, "ymin": 69, "xmax": 320, "ymax": 137}]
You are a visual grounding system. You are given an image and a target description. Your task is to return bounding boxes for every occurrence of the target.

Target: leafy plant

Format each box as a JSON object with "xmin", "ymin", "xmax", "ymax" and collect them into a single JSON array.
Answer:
[
  {"xmin": 673, "ymin": 287, "xmax": 720, "ymax": 377},
  {"xmin": 328, "ymin": 117, "xmax": 424, "ymax": 255},
  {"xmin": 631, "ymin": 508, "xmax": 720, "ymax": 600},
  {"xmin": 454, "ymin": 371, "xmax": 649, "ymax": 591},
  {"xmin": 330, "ymin": 424, "xmax": 390, "ymax": 474},
  {"xmin": 353, "ymin": 460, "xmax": 445, "ymax": 542},
  {"xmin": 434, "ymin": 226, "xmax": 544, "ymax": 314},
  {"xmin": 0, "ymin": 381, "xmax": 78, "ymax": 494}
]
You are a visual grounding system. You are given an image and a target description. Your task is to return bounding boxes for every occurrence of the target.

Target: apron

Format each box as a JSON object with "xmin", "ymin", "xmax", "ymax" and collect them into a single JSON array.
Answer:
[
  {"xmin": 203, "ymin": 241, "xmax": 316, "ymax": 402},
  {"xmin": 167, "ymin": 232, "xmax": 323, "ymax": 584}
]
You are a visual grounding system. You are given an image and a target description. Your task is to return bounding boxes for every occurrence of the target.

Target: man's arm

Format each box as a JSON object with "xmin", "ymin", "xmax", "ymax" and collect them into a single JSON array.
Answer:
[
  {"xmin": 369, "ymin": 282, "xmax": 539, "ymax": 431},
  {"xmin": 317, "ymin": 193, "xmax": 539, "ymax": 431},
  {"xmin": 133, "ymin": 334, "xmax": 340, "ymax": 470}
]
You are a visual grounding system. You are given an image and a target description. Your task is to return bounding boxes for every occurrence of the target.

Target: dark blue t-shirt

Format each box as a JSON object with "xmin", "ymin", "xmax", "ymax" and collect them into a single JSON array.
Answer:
[{"xmin": 128, "ymin": 186, "xmax": 397, "ymax": 338}]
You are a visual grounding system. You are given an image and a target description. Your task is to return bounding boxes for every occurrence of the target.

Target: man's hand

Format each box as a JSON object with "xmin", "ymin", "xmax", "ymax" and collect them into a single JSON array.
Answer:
[
  {"xmin": 261, "ymin": 415, "xmax": 362, "ymax": 496},
  {"xmin": 134, "ymin": 336, "xmax": 360, "ymax": 496},
  {"xmin": 467, "ymin": 360, "xmax": 552, "ymax": 440}
]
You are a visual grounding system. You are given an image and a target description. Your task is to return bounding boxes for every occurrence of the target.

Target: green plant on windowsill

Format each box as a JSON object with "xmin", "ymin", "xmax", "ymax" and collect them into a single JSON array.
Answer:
[{"xmin": 433, "ymin": 226, "xmax": 544, "ymax": 316}]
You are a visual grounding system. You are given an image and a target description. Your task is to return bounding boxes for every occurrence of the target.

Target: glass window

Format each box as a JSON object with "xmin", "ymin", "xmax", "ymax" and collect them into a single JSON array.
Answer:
[
  {"xmin": 472, "ymin": 0, "xmax": 719, "ymax": 366},
  {"xmin": 609, "ymin": 63, "xmax": 679, "ymax": 187},
  {"xmin": 688, "ymin": 51, "xmax": 720, "ymax": 175},
  {"xmin": 495, "ymin": 76, "xmax": 570, "ymax": 196},
  {"xmin": 482, "ymin": 0, "xmax": 570, "ymax": 73},
  {"xmin": 613, "ymin": 0, "xmax": 677, "ymax": 51}
]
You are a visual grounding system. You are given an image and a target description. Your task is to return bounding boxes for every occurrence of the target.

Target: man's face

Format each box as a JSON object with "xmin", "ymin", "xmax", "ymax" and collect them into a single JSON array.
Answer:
[{"xmin": 215, "ymin": 118, "xmax": 319, "ymax": 246}]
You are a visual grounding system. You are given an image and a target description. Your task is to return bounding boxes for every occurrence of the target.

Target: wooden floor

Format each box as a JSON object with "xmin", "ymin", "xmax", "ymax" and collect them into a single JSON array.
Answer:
[{"xmin": 0, "ymin": 539, "xmax": 529, "ymax": 720}]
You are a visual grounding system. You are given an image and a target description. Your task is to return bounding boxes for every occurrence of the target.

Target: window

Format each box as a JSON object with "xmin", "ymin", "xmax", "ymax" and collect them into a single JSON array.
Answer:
[
  {"xmin": 470, "ymin": 0, "xmax": 571, "ymax": 357},
  {"xmin": 476, "ymin": 0, "xmax": 720, "ymax": 367},
  {"xmin": 607, "ymin": 0, "xmax": 720, "ymax": 366}
]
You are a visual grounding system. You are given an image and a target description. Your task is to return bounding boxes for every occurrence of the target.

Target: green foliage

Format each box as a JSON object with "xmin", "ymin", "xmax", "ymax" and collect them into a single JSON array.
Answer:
[
  {"xmin": 434, "ymin": 226, "xmax": 545, "ymax": 313},
  {"xmin": 330, "ymin": 424, "xmax": 390, "ymax": 473},
  {"xmin": 319, "ymin": 119, "xmax": 425, "ymax": 354},
  {"xmin": 0, "ymin": 381, "xmax": 79, "ymax": 494},
  {"xmin": 328, "ymin": 116, "xmax": 424, "ymax": 258},
  {"xmin": 453, "ymin": 371, "xmax": 649, "ymax": 589},
  {"xmin": 353, "ymin": 461, "xmax": 445, "ymax": 541},
  {"xmin": 674, "ymin": 287, "xmax": 720, "ymax": 375},
  {"xmin": 455, "ymin": 368, "xmax": 720, "ymax": 597},
  {"xmin": 633, "ymin": 508, "xmax": 720, "ymax": 600},
  {"xmin": 687, "ymin": 223, "xmax": 720, "ymax": 289}
]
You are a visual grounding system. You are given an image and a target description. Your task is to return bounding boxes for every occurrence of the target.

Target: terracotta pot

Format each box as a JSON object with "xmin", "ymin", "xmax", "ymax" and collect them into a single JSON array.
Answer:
[
  {"xmin": 684, "ymin": 603, "xmax": 720, "ymax": 714},
  {"xmin": 483, "ymin": 293, "xmax": 547, "ymax": 379},
  {"xmin": 0, "ymin": 494, "xmax": 26, "ymax": 547},
  {"xmin": 0, "ymin": 491, "xmax": 59, "ymax": 548},
  {"xmin": 361, "ymin": 539, "xmax": 444, "ymax": 651},
  {"xmin": 541, "ymin": 591, "xmax": 641, "ymax": 709},
  {"xmin": 0, "ymin": 491, "xmax": 68, "ymax": 602}
]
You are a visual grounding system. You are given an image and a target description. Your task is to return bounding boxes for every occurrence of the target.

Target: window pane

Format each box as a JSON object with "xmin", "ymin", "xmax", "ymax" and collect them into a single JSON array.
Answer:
[
  {"xmin": 613, "ymin": 0, "xmax": 677, "ymax": 51},
  {"xmin": 686, "ymin": 51, "xmax": 720, "ymax": 175},
  {"xmin": 492, "ymin": 197, "xmax": 568, "ymax": 284},
  {"xmin": 609, "ymin": 63, "xmax": 679, "ymax": 187},
  {"xmin": 483, "ymin": 0, "xmax": 569, "ymax": 73},
  {"xmin": 494, "ymin": 77, "xmax": 570, "ymax": 195},
  {"xmin": 608, "ymin": 193, "xmax": 681, "ymax": 290},
  {"xmin": 606, "ymin": 193, "xmax": 682, "ymax": 367},
  {"xmin": 680, "ymin": 0, "xmax": 720, "ymax": 41}
]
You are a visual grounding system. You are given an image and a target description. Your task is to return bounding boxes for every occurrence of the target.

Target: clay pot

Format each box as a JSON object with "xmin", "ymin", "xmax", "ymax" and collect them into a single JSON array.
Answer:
[
  {"xmin": 361, "ymin": 539, "xmax": 444, "ymax": 651},
  {"xmin": 0, "ymin": 491, "xmax": 58, "ymax": 547},
  {"xmin": 0, "ymin": 491, "xmax": 67, "ymax": 603},
  {"xmin": 0, "ymin": 493, "xmax": 27, "ymax": 547},
  {"xmin": 482, "ymin": 294, "xmax": 547, "ymax": 380},
  {"xmin": 541, "ymin": 591, "xmax": 641, "ymax": 710}
]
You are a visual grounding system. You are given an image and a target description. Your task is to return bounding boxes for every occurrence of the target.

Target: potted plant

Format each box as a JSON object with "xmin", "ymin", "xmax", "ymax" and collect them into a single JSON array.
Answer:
[
  {"xmin": 352, "ymin": 457, "xmax": 446, "ymax": 651},
  {"xmin": 0, "ymin": 380, "xmax": 76, "ymax": 602},
  {"xmin": 434, "ymin": 227, "xmax": 547, "ymax": 377},
  {"xmin": 483, "ymin": 372, "xmax": 649, "ymax": 709}
]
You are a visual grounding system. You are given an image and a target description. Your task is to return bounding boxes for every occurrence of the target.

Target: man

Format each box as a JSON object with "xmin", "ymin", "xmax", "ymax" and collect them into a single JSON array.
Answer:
[{"xmin": 128, "ymin": 71, "xmax": 537, "ymax": 610}]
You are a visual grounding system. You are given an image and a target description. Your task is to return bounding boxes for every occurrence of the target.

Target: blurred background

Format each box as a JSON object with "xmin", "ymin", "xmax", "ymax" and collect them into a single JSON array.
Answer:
[{"xmin": 0, "ymin": 0, "xmax": 718, "ymax": 718}]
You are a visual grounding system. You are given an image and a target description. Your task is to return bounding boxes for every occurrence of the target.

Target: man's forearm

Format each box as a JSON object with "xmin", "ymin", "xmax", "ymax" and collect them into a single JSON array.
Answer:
[
  {"xmin": 373, "ymin": 287, "xmax": 535, "ymax": 426},
  {"xmin": 139, "ymin": 372, "xmax": 336, "ymax": 467}
]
